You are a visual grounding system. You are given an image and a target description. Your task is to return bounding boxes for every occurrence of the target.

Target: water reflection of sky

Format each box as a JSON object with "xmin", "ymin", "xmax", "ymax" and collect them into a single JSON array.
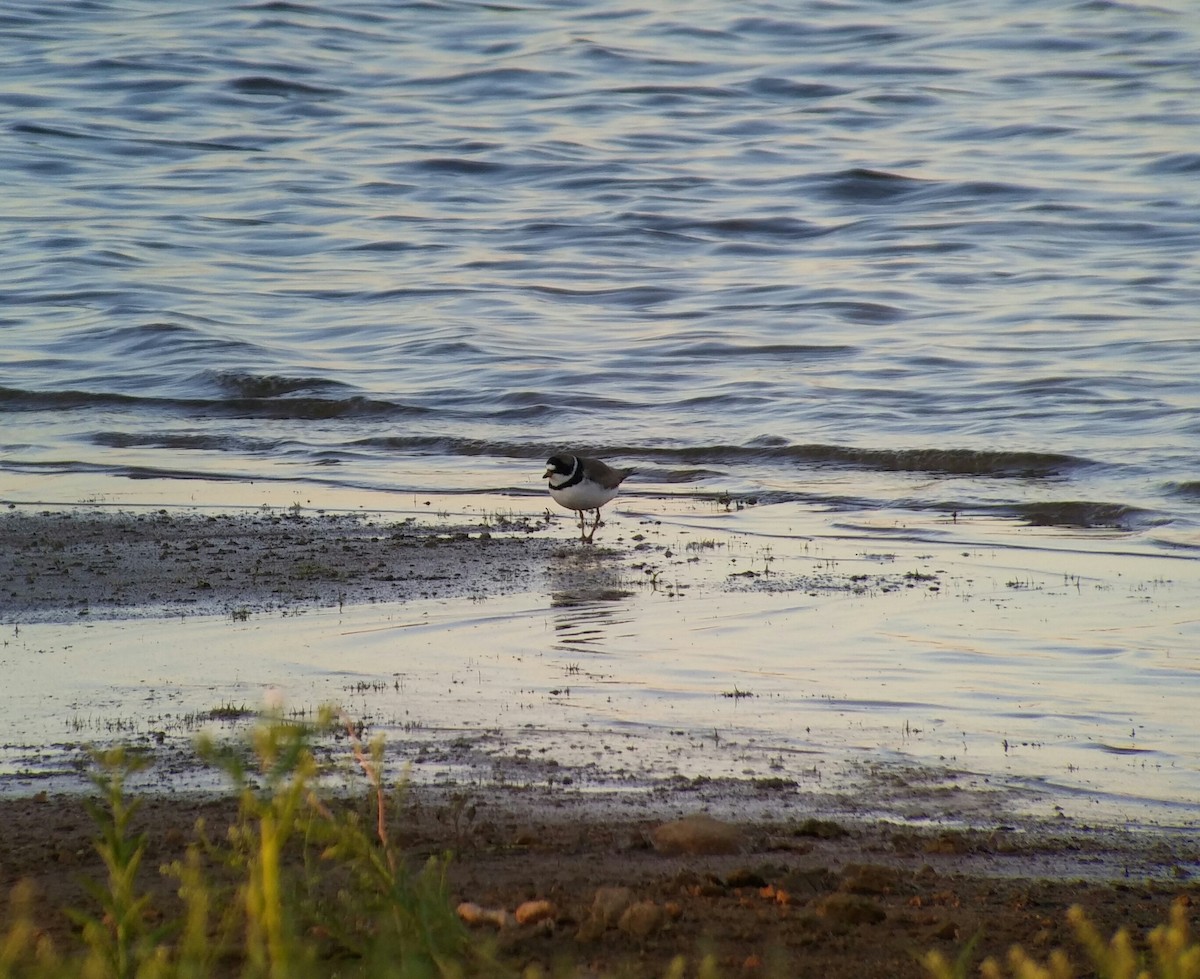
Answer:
[{"xmin": 1, "ymin": 490, "xmax": 1195, "ymax": 830}]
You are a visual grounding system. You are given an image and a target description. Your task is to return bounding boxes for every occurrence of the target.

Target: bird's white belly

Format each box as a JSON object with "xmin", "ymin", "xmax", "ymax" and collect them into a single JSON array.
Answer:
[{"xmin": 549, "ymin": 481, "xmax": 618, "ymax": 511}]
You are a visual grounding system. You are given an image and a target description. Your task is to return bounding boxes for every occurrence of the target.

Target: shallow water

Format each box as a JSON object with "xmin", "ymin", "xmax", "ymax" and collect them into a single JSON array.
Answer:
[
  {"xmin": 1, "ymin": 482, "xmax": 1196, "ymax": 828},
  {"xmin": 2, "ymin": 1, "xmax": 1199, "ymax": 824}
]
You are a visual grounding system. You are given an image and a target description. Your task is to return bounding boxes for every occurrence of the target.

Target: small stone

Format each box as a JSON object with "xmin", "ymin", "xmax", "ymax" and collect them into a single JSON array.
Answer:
[
  {"xmin": 932, "ymin": 919, "xmax": 960, "ymax": 940},
  {"xmin": 456, "ymin": 902, "xmax": 515, "ymax": 929},
  {"xmin": 793, "ymin": 818, "xmax": 848, "ymax": 839},
  {"xmin": 514, "ymin": 899, "xmax": 556, "ymax": 926},
  {"xmin": 924, "ymin": 832, "xmax": 974, "ymax": 855},
  {"xmin": 592, "ymin": 885, "xmax": 634, "ymax": 926},
  {"xmin": 575, "ymin": 916, "xmax": 607, "ymax": 943},
  {"xmin": 618, "ymin": 900, "xmax": 665, "ymax": 939},
  {"xmin": 652, "ymin": 814, "xmax": 745, "ymax": 855},
  {"xmin": 816, "ymin": 893, "xmax": 887, "ymax": 926},
  {"xmin": 779, "ymin": 867, "xmax": 836, "ymax": 896},
  {"xmin": 840, "ymin": 864, "xmax": 904, "ymax": 896},
  {"xmin": 726, "ymin": 866, "xmax": 769, "ymax": 889},
  {"xmin": 456, "ymin": 901, "xmax": 484, "ymax": 924}
]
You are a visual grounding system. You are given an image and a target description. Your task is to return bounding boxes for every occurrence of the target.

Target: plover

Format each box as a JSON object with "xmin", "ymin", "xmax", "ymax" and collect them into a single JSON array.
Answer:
[{"xmin": 543, "ymin": 454, "xmax": 633, "ymax": 543}]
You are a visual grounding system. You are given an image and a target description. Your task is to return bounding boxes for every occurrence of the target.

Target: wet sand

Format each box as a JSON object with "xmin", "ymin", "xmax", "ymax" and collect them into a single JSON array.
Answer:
[{"xmin": 0, "ymin": 506, "xmax": 559, "ymax": 622}]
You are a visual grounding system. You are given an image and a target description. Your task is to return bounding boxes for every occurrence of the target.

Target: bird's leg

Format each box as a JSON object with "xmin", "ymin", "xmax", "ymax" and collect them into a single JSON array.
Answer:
[
  {"xmin": 588, "ymin": 508, "xmax": 602, "ymax": 542},
  {"xmin": 577, "ymin": 510, "xmax": 587, "ymax": 542}
]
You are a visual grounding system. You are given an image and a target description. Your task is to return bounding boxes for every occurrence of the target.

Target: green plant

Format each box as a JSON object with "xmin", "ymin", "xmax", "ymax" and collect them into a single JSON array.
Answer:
[
  {"xmin": 66, "ymin": 747, "xmax": 172, "ymax": 979},
  {"xmin": 0, "ymin": 709, "xmax": 508, "ymax": 979},
  {"xmin": 923, "ymin": 898, "xmax": 1200, "ymax": 979},
  {"xmin": 195, "ymin": 708, "xmax": 490, "ymax": 979},
  {"xmin": 307, "ymin": 720, "xmax": 485, "ymax": 976}
]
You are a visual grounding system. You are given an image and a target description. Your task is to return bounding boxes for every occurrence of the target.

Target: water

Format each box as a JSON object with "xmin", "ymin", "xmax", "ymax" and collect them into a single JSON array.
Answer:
[
  {"xmin": 3, "ymin": 0, "xmax": 1199, "ymax": 536},
  {"xmin": 2, "ymin": 1, "xmax": 1199, "ymax": 818},
  {"xmin": 2, "ymin": 495, "xmax": 1197, "ymax": 826}
]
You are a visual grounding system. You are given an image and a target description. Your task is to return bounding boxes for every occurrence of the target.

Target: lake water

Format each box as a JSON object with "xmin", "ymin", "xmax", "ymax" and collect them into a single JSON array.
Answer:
[
  {"xmin": 4, "ymin": 0, "xmax": 1200, "ymax": 539},
  {"xmin": 2, "ymin": 1, "xmax": 1199, "ymax": 823}
]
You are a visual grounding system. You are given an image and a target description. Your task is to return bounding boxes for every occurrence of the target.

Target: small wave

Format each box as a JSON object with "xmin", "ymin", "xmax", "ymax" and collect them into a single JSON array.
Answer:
[
  {"xmin": 812, "ymin": 168, "xmax": 929, "ymax": 204},
  {"xmin": 1014, "ymin": 501, "xmax": 1157, "ymax": 530},
  {"xmin": 197, "ymin": 395, "xmax": 410, "ymax": 421},
  {"xmin": 1141, "ymin": 153, "xmax": 1200, "ymax": 175},
  {"xmin": 607, "ymin": 83, "xmax": 741, "ymax": 105},
  {"xmin": 50, "ymin": 321, "xmax": 256, "ymax": 362},
  {"xmin": 11, "ymin": 121, "xmax": 256, "ymax": 154},
  {"xmin": 747, "ymin": 77, "xmax": 847, "ymax": 100},
  {"xmin": 413, "ymin": 157, "xmax": 507, "ymax": 176},
  {"xmin": 227, "ymin": 75, "xmax": 343, "ymax": 98},
  {"xmin": 946, "ymin": 179, "xmax": 1038, "ymax": 202},
  {"xmin": 0, "ymin": 459, "xmax": 263, "ymax": 484},
  {"xmin": 341, "ymin": 435, "xmax": 1088, "ymax": 481},
  {"xmin": 203, "ymin": 371, "xmax": 349, "ymax": 400},
  {"xmin": 1083, "ymin": 743, "xmax": 1157, "ymax": 756},
  {"xmin": 12, "ymin": 122, "xmax": 89, "ymax": 141},
  {"xmin": 619, "ymin": 210, "xmax": 827, "ymax": 241},
  {"xmin": 1165, "ymin": 481, "xmax": 1200, "ymax": 499},
  {"xmin": 415, "ymin": 66, "xmax": 570, "ymax": 97},
  {"xmin": 806, "ymin": 446, "xmax": 1085, "ymax": 477},
  {"xmin": 91, "ymin": 432, "xmax": 282, "ymax": 453},
  {"xmin": 356, "ymin": 435, "xmax": 504, "ymax": 457},
  {"xmin": 0, "ymin": 384, "xmax": 417, "ymax": 421},
  {"xmin": 652, "ymin": 341, "xmax": 852, "ymax": 360},
  {"xmin": 729, "ymin": 17, "xmax": 910, "ymax": 48},
  {"xmin": 807, "ymin": 300, "xmax": 907, "ymax": 324},
  {"xmin": 659, "ymin": 467, "xmax": 726, "ymax": 484},
  {"xmin": 950, "ymin": 123, "xmax": 1075, "ymax": 142},
  {"xmin": 0, "ymin": 386, "xmax": 145, "ymax": 412},
  {"xmin": 525, "ymin": 283, "xmax": 682, "ymax": 307},
  {"xmin": 631, "ymin": 443, "xmax": 1086, "ymax": 478}
]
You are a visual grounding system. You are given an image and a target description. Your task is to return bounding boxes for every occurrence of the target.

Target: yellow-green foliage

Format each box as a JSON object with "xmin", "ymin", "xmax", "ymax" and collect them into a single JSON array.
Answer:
[
  {"xmin": 923, "ymin": 897, "xmax": 1200, "ymax": 979},
  {"xmin": 0, "ymin": 710, "xmax": 490, "ymax": 979}
]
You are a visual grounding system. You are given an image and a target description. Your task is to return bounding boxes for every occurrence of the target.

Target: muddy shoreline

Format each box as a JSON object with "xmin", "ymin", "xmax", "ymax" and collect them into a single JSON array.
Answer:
[
  {"xmin": 0, "ymin": 506, "xmax": 562, "ymax": 623},
  {"xmin": 1, "ymin": 503, "xmax": 1198, "ymax": 974},
  {"xmin": 2, "ymin": 505, "xmax": 1198, "ymax": 865}
]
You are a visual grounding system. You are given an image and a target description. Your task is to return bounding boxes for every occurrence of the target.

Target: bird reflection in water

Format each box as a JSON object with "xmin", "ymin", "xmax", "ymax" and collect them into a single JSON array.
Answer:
[{"xmin": 546, "ymin": 549, "xmax": 633, "ymax": 653}]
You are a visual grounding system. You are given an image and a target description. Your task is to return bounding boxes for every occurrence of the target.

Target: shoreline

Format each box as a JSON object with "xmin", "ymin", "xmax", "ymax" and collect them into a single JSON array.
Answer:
[
  {"xmin": 0, "ymin": 505, "xmax": 561, "ymax": 623},
  {"xmin": 0, "ymin": 498, "xmax": 1198, "ymax": 977},
  {"xmin": 1, "ymin": 497, "xmax": 1197, "ymax": 866}
]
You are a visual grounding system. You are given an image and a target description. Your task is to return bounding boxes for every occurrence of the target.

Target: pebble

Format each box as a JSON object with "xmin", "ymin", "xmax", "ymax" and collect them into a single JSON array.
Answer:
[
  {"xmin": 652, "ymin": 814, "xmax": 745, "ymax": 855},
  {"xmin": 514, "ymin": 899, "xmax": 556, "ymax": 926},
  {"xmin": 591, "ymin": 885, "xmax": 634, "ymax": 926},
  {"xmin": 815, "ymin": 893, "xmax": 887, "ymax": 926},
  {"xmin": 456, "ymin": 901, "xmax": 516, "ymax": 929},
  {"xmin": 618, "ymin": 900, "xmax": 665, "ymax": 939}
]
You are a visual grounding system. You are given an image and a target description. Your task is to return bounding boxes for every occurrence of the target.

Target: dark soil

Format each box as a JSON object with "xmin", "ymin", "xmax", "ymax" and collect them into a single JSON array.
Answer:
[{"xmin": 1, "ymin": 789, "xmax": 1196, "ymax": 978}]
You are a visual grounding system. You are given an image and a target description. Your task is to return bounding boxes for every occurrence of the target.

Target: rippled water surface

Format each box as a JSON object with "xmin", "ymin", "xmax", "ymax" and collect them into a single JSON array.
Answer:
[
  {"xmin": 4, "ymin": 0, "xmax": 1200, "ymax": 534},
  {"xmin": 2, "ymin": 2, "xmax": 1199, "ymax": 816}
]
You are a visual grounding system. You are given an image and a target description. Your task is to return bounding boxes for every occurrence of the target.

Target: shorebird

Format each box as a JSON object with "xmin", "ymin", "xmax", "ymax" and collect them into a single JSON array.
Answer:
[{"xmin": 543, "ymin": 453, "xmax": 633, "ymax": 543}]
